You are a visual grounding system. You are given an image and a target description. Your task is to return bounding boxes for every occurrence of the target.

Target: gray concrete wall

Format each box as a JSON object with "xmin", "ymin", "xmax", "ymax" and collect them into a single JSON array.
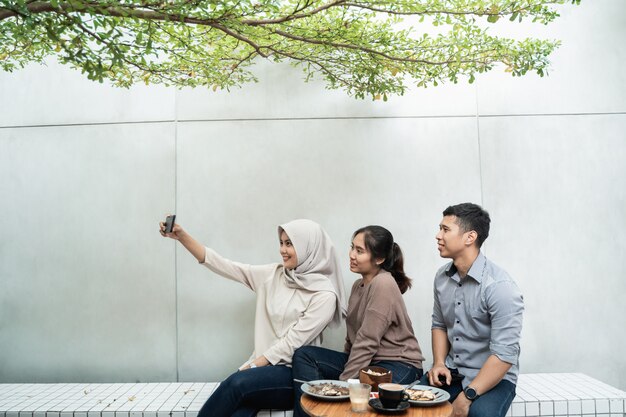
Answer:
[{"xmin": 1, "ymin": 0, "xmax": 624, "ymax": 389}]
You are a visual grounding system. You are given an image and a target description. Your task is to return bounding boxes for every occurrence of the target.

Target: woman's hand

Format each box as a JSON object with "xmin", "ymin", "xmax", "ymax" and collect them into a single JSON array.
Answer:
[
  {"xmin": 240, "ymin": 356, "xmax": 270, "ymax": 371},
  {"xmin": 159, "ymin": 219, "xmax": 206, "ymax": 262},
  {"xmin": 159, "ymin": 220, "xmax": 185, "ymax": 240}
]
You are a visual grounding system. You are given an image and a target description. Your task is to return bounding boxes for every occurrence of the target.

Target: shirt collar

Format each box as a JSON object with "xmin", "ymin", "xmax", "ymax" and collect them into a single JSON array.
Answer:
[
  {"xmin": 445, "ymin": 252, "xmax": 487, "ymax": 283},
  {"xmin": 467, "ymin": 252, "xmax": 487, "ymax": 283},
  {"xmin": 445, "ymin": 263, "xmax": 457, "ymax": 278}
]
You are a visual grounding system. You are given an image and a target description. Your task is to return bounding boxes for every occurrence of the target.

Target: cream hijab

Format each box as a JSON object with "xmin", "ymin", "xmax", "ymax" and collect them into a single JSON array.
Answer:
[{"xmin": 279, "ymin": 219, "xmax": 347, "ymax": 327}]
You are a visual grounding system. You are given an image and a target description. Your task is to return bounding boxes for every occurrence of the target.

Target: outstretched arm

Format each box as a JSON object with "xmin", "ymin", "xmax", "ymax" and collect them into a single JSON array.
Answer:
[
  {"xmin": 160, "ymin": 220, "xmax": 277, "ymax": 291},
  {"xmin": 159, "ymin": 221, "xmax": 205, "ymax": 262}
]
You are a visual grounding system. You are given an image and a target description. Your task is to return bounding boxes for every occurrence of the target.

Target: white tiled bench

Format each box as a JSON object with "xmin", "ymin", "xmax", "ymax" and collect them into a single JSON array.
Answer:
[
  {"xmin": 508, "ymin": 373, "xmax": 625, "ymax": 417},
  {"xmin": 0, "ymin": 374, "xmax": 623, "ymax": 417},
  {"xmin": 0, "ymin": 383, "xmax": 292, "ymax": 417}
]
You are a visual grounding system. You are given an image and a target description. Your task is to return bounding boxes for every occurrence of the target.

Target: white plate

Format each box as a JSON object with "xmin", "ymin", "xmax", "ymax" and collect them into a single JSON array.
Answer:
[
  {"xmin": 300, "ymin": 380, "xmax": 350, "ymax": 401},
  {"xmin": 405, "ymin": 385, "xmax": 450, "ymax": 407}
]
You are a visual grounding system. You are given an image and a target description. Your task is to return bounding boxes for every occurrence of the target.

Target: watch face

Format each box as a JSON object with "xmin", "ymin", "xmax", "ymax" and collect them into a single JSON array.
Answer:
[{"xmin": 465, "ymin": 387, "xmax": 478, "ymax": 400}]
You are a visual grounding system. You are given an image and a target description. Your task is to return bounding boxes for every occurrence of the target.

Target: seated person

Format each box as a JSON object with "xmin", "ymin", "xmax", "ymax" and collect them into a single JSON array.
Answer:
[
  {"xmin": 292, "ymin": 225, "xmax": 424, "ymax": 417},
  {"xmin": 160, "ymin": 218, "xmax": 346, "ymax": 417},
  {"xmin": 425, "ymin": 203, "xmax": 524, "ymax": 417}
]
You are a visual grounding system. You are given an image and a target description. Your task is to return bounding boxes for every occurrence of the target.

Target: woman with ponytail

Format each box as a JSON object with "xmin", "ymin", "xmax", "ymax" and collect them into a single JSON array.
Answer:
[{"xmin": 291, "ymin": 225, "xmax": 424, "ymax": 417}]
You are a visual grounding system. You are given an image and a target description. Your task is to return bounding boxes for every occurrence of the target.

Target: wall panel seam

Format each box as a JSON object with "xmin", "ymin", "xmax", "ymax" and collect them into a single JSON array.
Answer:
[{"xmin": 2, "ymin": 111, "xmax": 625, "ymax": 130}]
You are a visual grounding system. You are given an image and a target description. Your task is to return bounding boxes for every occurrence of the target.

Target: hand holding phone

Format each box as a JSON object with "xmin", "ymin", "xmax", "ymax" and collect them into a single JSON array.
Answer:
[{"xmin": 164, "ymin": 214, "xmax": 176, "ymax": 234}]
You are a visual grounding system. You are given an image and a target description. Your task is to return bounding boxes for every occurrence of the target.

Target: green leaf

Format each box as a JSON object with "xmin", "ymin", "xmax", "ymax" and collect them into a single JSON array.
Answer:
[{"xmin": 0, "ymin": 0, "xmax": 578, "ymax": 99}]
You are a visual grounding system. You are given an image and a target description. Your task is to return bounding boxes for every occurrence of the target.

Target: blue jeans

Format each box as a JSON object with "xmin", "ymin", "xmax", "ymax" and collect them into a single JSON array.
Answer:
[
  {"xmin": 419, "ymin": 372, "xmax": 516, "ymax": 417},
  {"xmin": 197, "ymin": 365, "xmax": 293, "ymax": 417},
  {"xmin": 292, "ymin": 346, "xmax": 423, "ymax": 417}
]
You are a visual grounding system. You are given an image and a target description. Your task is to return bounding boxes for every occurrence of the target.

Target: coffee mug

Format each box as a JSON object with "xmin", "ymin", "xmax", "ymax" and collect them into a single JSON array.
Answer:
[{"xmin": 378, "ymin": 383, "xmax": 409, "ymax": 409}]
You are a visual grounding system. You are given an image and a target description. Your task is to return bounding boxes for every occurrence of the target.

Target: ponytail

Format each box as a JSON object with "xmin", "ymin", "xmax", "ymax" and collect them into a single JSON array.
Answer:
[{"xmin": 383, "ymin": 242, "xmax": 412, "ymax": 294}]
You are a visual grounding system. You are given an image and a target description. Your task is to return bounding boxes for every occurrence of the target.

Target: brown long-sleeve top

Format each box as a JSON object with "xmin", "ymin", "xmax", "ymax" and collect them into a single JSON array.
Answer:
[{"xmin": 340, "ymin": 271, "xmax": 425, "ymax": 380}]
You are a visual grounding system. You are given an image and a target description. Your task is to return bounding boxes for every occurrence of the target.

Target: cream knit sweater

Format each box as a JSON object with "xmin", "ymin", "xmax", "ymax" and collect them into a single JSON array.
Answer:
[{"xmin": 202, "ymin": 247, "xmax": 337, "ymax": 367}]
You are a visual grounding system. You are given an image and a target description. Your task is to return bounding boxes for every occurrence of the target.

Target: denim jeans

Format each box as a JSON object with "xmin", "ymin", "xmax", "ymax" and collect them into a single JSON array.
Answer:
[
  {"xmin": 197, "ymin": 365, "xmax": 293, "ymax": 417},
  {"xmin": 292, "ymin": 346, "xmax": 423, "ymax": 417},
  {"xmin": 419, "ymin": 372, "xmax": 516, "ymax": 417}
]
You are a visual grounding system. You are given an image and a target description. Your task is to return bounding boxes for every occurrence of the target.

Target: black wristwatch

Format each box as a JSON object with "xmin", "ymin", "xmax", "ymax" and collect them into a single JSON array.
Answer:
[{"xmin": 464, "ymin": 387, "xmax": 480, "ymax": 401}]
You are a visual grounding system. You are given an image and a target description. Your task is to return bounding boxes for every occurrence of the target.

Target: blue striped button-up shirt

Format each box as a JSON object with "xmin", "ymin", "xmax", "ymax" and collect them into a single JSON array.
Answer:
[{"xmin": 431, "ymin": 252, "xmax": 524, "ymax": 386}]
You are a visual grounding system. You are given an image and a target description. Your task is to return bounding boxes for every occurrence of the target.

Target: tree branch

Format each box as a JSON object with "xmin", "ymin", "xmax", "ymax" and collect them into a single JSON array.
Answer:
[
  {"xmin": 340, "ymin": 1, "xmax": 561, "ymax": 17},
  {"xmin": 271, "ymin": 28, "xmax": 448, "ymax": 65},
  {"xmin": 0, "ymin": 1, "xmax": 272, "ymax": 57},
  {"xmin": 0, "ymin": 0, "xmax": 573, "ymax": 97},
  {"xmin": 240, "ymin": 0, "xmax": 345, "ymax": 26}
]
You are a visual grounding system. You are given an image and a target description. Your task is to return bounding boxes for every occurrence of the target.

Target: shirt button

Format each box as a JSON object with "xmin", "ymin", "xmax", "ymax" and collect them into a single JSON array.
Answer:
[
  {"xmin": 456, "ymin": 320, "xmax": 460, "ymax": 324},
  {"xmin": 455, "ymin": 337, "xmax": 459, "ymax": 341},
  {"xmin": 458, "ymin": 283, "xmax": 462, "ymax": 287},
  {"xmin": 457, "ymin": 302, "xmax": 461, "ymax": 305}
]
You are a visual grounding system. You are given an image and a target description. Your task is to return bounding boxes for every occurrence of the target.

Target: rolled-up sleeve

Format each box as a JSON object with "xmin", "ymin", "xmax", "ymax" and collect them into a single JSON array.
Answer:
[
  {"xmin": 487, "ymin": 281, "xmax": 524, "ymax": 365},
  {"xmin": 431, "ymin": 277, "xmax": 447, "ymax": 331}
]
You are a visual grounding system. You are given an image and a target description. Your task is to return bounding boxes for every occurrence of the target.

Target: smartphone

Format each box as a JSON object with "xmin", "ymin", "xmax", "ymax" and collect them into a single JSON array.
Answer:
[
  {"xmin": 438, "ymin": 372, "xmax": 464, "ymax": 386},
  {"xmin": 164, "ymin": 214, "xmax": 176, "ymax": 233}
]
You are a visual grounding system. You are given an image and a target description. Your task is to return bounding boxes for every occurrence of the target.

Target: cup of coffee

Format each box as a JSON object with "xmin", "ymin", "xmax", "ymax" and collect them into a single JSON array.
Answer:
[
  {"xmin": 348, "ymin": 382, "xmax": 371, "ymax": 413},
  {"xmin": 378, "ymin": 383, "xmax": 409, "ymax": 409}
]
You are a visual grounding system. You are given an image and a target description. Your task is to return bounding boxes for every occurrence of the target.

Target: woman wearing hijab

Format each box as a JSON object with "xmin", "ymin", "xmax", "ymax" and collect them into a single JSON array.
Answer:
[{"xmin": 159, "ymin": 218, "xmax": 346, "ymax": 417}]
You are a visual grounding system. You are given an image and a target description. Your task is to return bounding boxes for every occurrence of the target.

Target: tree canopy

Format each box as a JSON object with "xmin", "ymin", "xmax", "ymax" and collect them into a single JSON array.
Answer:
[{"xmin": 0, "ymin": 0, "xmax": 580, "ymax": 99}]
